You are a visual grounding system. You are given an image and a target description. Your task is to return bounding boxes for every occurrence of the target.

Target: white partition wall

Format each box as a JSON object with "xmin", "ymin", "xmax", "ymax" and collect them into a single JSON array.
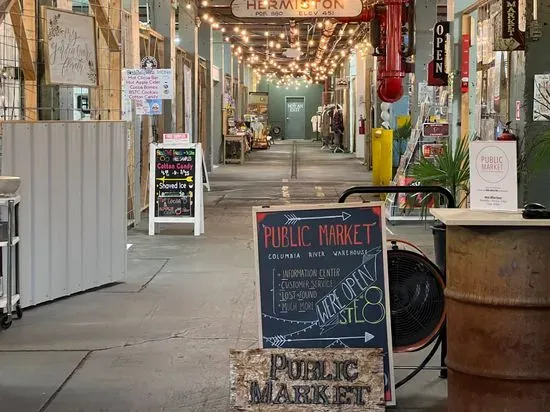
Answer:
[{"xmin": 2, "ymin": 121, "xmax": 128, "ymax": 308}]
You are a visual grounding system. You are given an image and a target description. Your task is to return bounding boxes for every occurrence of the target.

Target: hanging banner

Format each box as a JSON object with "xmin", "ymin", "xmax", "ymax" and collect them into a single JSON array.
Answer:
[
  {"xmin": 230, "ymin": 0, "xmax": 363, "ymax": 19},
  {"xmin": 432, "ymin": 21, "xmax": 450, "ymax": 85},
  {"xmin": 461, "ymin": 34, "xmax": 470, "ymax": 93},
  {"xmin": 494, "ymin": 0, "xmax": 525, "ymax": 51}
]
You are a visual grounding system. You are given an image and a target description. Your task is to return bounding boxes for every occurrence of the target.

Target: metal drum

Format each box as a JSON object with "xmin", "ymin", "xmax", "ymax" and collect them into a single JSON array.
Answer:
[{"xmin": 445, "ymin": 226, "xmax": 550, "ymax": 411}]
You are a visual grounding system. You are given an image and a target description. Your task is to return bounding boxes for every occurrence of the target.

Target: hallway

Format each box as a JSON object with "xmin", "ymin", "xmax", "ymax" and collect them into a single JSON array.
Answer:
[{"xmin": 0, "ymin": 141, "xmax": 445, "ymax": 411}]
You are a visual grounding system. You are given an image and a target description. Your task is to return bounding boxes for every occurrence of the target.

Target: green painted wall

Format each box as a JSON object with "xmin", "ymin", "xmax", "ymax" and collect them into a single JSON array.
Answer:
[{"xmin": 257, "ymin": 78, "xmax": 323, "ymax": 139}]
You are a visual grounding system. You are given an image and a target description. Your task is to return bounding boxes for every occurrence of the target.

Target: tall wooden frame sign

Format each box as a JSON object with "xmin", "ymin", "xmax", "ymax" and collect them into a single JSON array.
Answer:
[
  {"xmin": 41, "ymin": 7, "xmax": 99, "ymax": 87},
  {"xmin": 148, "ymin": 142, "xmax": 204, "ymax": 236},
  {"xmin": 252, "ymin": 201, "xmax": 396, "ymax": 405}
]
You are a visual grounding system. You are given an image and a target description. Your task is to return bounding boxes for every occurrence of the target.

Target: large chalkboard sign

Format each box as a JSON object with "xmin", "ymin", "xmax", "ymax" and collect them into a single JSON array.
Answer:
[
  {"xmin": 253, "ymin": 202, "xmax": 395, "ymax": 405},
  {"xmin": 154, "ymin": 147, "xmax": 195, "ymax": 217},
  {"xmin": 148, "ymin": 143, "xmax": 204, "ymax": 236}
]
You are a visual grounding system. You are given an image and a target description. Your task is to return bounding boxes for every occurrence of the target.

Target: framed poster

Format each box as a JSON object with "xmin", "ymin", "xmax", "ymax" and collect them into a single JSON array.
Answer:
[
  {"xmin": 470, "ymin": 141, "xmax": 518, "ymax": 211},
  {"xmin": 42, "ymin": 7, "xmax": 98, "ymax": 87}
]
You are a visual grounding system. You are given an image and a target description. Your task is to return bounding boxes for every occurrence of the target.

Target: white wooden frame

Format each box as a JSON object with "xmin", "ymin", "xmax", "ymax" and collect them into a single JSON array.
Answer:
[
  {"xmin": 251, "ymin": 201, "xmax": 396, "ymax": 406},
  {"xmin": 149, "ymin": 142, "xmax": 205, "ymax": 236}
]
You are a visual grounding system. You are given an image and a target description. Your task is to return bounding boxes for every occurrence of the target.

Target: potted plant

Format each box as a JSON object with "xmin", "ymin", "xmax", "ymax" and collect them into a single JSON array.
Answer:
[
  {"xmin": 405, "ymin": 134, "xmax": 474, "ymax": 213},
  {"xmin": 404, "ymin": 134, "xmax": 475, "ymax": 271},
  {"xmin": 392, "ymin": 120, "xmax": 412, "ymax": 178}
]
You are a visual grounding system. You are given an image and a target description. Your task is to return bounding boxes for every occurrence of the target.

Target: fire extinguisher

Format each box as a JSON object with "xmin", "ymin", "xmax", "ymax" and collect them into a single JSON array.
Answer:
[{"xmin": 359, "ymin": 115, "xmax": 366, "ymax": 135}]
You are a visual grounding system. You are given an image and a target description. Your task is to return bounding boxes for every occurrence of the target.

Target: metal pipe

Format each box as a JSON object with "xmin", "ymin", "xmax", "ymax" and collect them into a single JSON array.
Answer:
[{"xmin": 378, "ymin": 0, "xmax": 405, "ymax": 103}]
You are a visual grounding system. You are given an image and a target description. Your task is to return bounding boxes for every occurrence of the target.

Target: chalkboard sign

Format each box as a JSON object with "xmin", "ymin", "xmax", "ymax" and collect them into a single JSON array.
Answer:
[
  {"xmin": 253, "ymin": 202, "xmax": 395, "ymax": 405},
  {"xmin": 154, "ymin": 147, "xmax": 196, "ymax": 217}
]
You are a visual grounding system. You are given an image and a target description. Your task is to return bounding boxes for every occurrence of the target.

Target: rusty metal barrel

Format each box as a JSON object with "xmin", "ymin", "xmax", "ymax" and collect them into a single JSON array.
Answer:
[{"xmin": 445, "ymin": 225, "xmax": 550, "ymax": 412}]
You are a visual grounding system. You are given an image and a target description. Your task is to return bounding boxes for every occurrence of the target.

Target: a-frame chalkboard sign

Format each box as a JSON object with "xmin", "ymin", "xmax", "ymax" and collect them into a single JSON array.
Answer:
[
  {"xmin": 252, "ymin": 202, "xmax": 396, "ymax": 405},
  {"xmin": 148, "ymin": 142, "xmax": 205, "ymax": 236}
]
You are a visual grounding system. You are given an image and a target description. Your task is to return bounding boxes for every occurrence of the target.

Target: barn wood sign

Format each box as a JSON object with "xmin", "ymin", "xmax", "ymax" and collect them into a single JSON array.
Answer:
[{"xmin": 230, "ymin": 348, "xmax": 385, "ymax": 411}]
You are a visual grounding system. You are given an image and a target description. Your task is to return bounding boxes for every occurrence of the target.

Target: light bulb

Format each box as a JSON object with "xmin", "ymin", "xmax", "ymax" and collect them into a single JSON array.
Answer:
[
  {"xmin": 317, "ymin": 22, "xmax": 323, "ymax": 29},
  {"xmin": 264, "ymin": 31, "xmax": 269, "ymax": 36},
  {"xmin": 308, "ymin": 40, "xmax": 314, "ymax": 46},
  {"xmin": 202, "ymin": 13, "xmax": 208, "ymax": 20},
  {"xmin": 201, "ymin": 0, "xmax": 208, "ymax": 6},
  {"xmin": 185, "ymin": 2, "xmax": 191, "ymax": 9},
  {"xmin": 279, "ymin": 32, "xmax": 285, "ymax": 39}
]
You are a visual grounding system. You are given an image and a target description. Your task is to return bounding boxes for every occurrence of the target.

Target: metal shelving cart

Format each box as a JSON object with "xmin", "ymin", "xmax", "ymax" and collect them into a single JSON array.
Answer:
[{"xmin": 0, "ymin": 195, "xmax": 21, "ymax": 329}]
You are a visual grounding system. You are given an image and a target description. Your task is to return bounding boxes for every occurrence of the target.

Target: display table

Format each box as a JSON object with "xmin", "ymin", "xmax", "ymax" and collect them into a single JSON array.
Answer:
[
  {"xmin": 224, "ymin": 135, "xmax": 246, "ymax": 164},
  {"xmin": 430, "ymin": 208, "xmax": 550, "ymax": 412}
]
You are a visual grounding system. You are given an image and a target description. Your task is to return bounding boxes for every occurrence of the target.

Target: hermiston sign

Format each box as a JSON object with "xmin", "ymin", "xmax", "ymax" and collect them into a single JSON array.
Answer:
[{"xmin": 230, "ymin": 0, "xmax": 363, "ymax": 19}]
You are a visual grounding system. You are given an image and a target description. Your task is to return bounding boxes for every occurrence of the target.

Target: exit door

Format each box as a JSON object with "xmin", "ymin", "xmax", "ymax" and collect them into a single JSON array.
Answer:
[{"xmin": 285, "ymin": 97, "xmax": 306, "ymax": 139}]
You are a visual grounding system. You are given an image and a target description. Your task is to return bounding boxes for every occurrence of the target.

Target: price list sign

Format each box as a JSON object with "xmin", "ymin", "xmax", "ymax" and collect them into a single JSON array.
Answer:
[
  {"xmin": 253, "ymin": 203, "xmax": 395, "ymax": 405},
  {"xmin": 154, "ymin": 147, "xmax": 196, "ymax": 217}
]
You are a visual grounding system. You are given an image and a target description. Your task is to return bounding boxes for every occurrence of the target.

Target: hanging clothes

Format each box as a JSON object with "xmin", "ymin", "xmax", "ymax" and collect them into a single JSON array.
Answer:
[
  {"xmin": 320, "ymin": 106, "xmax": 334, "ymax": 138},
  {"xmin": 310, "ymin": 114, "xmax": 321, "ymax": 133},
  {"xmin": 332, "ymin": 108, "xmax": 344, "ymax": 134}
]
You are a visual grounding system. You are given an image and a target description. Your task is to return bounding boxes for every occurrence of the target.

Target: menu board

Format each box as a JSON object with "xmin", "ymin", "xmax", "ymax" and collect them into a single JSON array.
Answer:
[
  {"xmin": 253, "ymin": 203, "xmax": 395, "ymax": 405},
  {"xmin": 154, "ymin": 147, "xmax": 195, "ymax": 217}
]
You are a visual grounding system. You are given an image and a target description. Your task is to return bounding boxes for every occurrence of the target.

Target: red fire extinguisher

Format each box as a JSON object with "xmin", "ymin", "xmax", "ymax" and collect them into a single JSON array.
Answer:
[{"xmin": 359, "ymin": 115, "xmax": 366, "ymax": 135}]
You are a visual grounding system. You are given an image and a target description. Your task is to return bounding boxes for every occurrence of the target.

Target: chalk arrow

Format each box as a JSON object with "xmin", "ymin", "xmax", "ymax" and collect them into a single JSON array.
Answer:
[
  {"xmin": 265, "ymin": 332, "xmax": 374, "ymax": 347},
  {"xmin": 284, "ymin": 211, "xmax": 351, "ymax": 225},
  {"xmin": 156, "ymin": 176, "xmax": 194, "ymax": 183}
]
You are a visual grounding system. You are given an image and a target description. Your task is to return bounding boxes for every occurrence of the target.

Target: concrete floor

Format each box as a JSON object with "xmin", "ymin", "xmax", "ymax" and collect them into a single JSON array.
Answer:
[{"xmin": 0, "ymin": 140, "xmax": 446, "ymax": 411}]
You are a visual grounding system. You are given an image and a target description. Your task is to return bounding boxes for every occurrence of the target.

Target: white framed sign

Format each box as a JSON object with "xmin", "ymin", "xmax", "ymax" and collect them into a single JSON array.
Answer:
[
  {"xmin": 470, "ymin": 141, "xmax": 518, "ymax": 211},
  {"xmin": 42, "ymin": 7, "xmax": 98, "ymax": 87},
  {"xmin": 123, "ymin": 69, "xmax": 174, "ymax": 100},
  {"xmin": 163, "ymin": 133, "xmax": 191, "ymax": 145},
  {"xmin": 231, "ymin": 0, "xmax": 362, "ymax": 19},
  {"xmin": 149, "ymin": 143, "xmax": 205, "ymax": 236}
]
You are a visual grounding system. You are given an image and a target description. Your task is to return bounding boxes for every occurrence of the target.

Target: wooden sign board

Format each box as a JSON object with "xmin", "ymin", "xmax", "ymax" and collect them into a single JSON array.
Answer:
[
  {"xmin": 230, "ymin": 348, "xmax": 385, "ymax": 411},
  {"xmin": 252, "ymin": 202, "xmax": 395, "ymax": 405},
  {"xmin": 148, "ymin": 143, "xmax": 204, "ymax": 236},
  {"xmin": 41, "ymin": 7, "xmax": 98, "ymax": 87}
]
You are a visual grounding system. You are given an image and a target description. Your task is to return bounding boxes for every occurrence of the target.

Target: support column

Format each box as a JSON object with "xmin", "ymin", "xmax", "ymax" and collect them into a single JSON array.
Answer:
[
  {"xmin": 152, "ymin": 0, "xmax": 176, "ymax": 133},
  {"xmin": 356, "ymin": 54, "xmax": 366, "ymax": 159},
  {"xmin": 178, "ymin": 1, "xmax": 199, "ymax": 140},
  {"xmin": 212, "ymin": 31, "xmax": 224, "ymax": 166},
  {"xmin": 198, "ymin": 20, "xmax": 214, "ymax": 170},
  {"xmin": 412, "ymin": 0, "xmax": 438, "ymax": 124}
]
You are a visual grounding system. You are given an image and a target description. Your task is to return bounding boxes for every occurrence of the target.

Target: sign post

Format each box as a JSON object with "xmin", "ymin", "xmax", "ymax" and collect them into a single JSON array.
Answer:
[
  {"xmin": 148, "ymin": 142, "xmax": 205, "ymax": 236},
  {"xmin": 469, "ymin": 141, "xmax": 518, "ymax": 211},
  {"xmin": 252, "ymin": 202, "xmax": 395, "ymax": 405}
]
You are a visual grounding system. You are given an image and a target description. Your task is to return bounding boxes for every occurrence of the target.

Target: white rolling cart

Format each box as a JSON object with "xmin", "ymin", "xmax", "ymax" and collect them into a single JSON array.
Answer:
[{"xmin": 0, "ymin": 194, "xmax": 22, "ymax": 329}]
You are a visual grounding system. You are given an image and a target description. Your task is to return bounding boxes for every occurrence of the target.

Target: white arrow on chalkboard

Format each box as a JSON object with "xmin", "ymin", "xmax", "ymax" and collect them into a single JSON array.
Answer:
[
  {"xmin": 266, "ymin": 332, "xmax": 374, "ymax": 347},
  {"xmin": 284, "ymin": 211, "xmax": 351, "ymax": 225}
]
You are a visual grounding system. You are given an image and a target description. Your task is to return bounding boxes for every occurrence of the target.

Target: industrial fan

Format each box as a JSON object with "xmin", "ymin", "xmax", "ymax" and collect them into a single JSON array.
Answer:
[{"xmin": 387, "ymin": 240, "xmax": 446, "ymax": 353}]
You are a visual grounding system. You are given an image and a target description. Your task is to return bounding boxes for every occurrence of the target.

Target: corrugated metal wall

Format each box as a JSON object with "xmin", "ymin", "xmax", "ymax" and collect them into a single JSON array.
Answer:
[{"xmin": 2, "ymin": 121, "xmax": 127, "ymax": 308}]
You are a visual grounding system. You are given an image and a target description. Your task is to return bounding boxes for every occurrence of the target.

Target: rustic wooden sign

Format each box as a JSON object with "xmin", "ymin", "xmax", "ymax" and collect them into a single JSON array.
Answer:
[{"xmin": 230, "ymin": 348, "xmax": 385, "ymax": 411}]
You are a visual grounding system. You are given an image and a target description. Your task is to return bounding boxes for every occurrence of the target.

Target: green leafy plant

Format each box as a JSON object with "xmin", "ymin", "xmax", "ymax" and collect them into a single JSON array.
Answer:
[
  {"xmin": 404, "ymin": 134, "xmax": 478, "ymax": 216},
  {"xmin": 393, "ymin": 120, "xmax": 412, "ymax": 148}
]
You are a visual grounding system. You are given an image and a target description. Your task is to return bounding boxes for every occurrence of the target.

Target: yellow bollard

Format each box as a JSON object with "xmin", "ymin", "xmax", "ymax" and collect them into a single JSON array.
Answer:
[
  {"xmin": 371, "ymin": 128, "xmax": 382, "ymax": 188},
  {"xmin": 372, "ymin": 129, "xmax": 393, "ymax": 200}
]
